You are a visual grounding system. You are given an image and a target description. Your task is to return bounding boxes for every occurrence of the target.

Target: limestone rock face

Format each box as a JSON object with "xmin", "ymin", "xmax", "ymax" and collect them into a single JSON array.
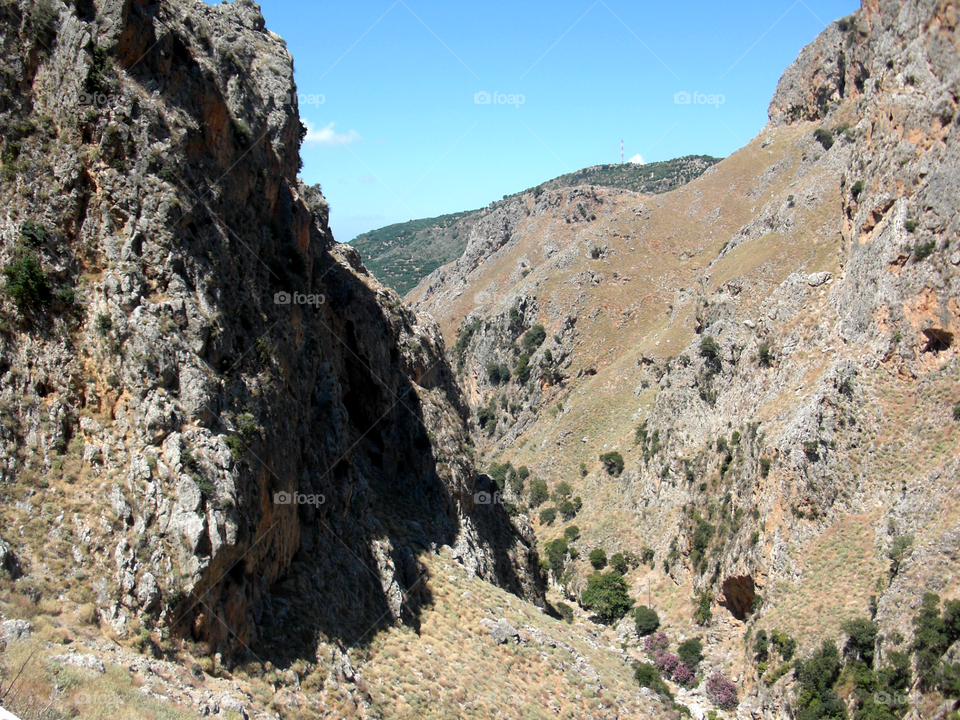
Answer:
[{"xmin": 0, "ymin": 0, "xmax": 543, "ymax": 657}]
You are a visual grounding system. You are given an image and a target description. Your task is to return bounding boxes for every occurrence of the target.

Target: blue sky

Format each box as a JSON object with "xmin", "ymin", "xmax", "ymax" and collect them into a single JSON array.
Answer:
[{"xmin": 227, "ymin": 0, "xmax": 859, "ymax": 242}]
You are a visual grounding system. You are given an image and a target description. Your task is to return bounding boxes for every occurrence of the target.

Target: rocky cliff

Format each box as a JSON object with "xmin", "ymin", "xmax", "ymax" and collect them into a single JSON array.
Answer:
[
  {"xmin": 410, "ymin": 0, "xmax": 960, "ymax": 717},
  {"xmin": 0, "ymin": 0, "xmax": 544, "ymax": 697}
]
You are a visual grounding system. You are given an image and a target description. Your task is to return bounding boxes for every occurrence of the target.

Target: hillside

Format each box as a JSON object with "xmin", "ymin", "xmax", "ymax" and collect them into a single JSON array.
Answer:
[
  {"xmin": 351, "ymin": 155, "xmax": 720, "ymax": 295},
  {"xmin": 409, "ymin": 1, "xmax": 960, "ymax": 718}
]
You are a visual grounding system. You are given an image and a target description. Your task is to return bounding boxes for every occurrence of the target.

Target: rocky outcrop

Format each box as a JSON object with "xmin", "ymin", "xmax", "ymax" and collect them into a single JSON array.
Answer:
[{"xmin": 0, "ymin": 0, "xmax": 542, "ymax": 667}]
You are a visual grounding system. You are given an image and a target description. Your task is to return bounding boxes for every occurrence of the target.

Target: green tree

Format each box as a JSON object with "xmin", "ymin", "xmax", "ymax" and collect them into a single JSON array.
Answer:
[
  {"xmin": 529, "ymin": 478, "xmax": 549, "ymax": 508},
  {"xmin": 599, "ymin": 451, "xmax": 625, "ymax": 476},
  {"xmin": 552, "ymin": 480, "xmax": 573, "ymax": 502},
  {"xmin": 539, "ymin": 506, "xmax": 558, "ymax": 525},
  {"xmin": 842, "ymin": 618, "xmax": 879, "ymax": 666},
  {"xmin": 610, "ymin": 552, "xmax": 628, "ymax": 575},
  {"xmin": 588, "ymin": 548, "xmax": 607, "ymax": 569},
  {"xmin": 581, "ymin": 571, "xmax": 633, "ymax": 623},
  {"xmin": 514, "ymin": 353, "xmax": 531, "ymax": 383},
  {"xmin": 521, "ymin": 323, "xmax": 547, "ymax": 352},
  {"xmin": 634, "ymin": 662, "xmax": 673, "ymax": 699},
  {"xmin": 634, "ymin": 605, "xmax": 660, "ymax": 636},
  {"xmin": 564, "ymin": 525, "xmax": 581, "ymax": 541},
  {"xmin": 559, "ymin": 500, "xmax": 577, "ymax": 520},
  {"xmin": 678, "ymin": 637, "xmax": 704, "ymax": 671},
  {"xmin": 754, "ymin": 629, "xmax": 769, "ymax": 663},
  {"xmin": 3, "ymin": 253, "xmax": 51, "ymax": 311},
  {"xmin": 887, "ymin": 534, "xmax": 913, "ymax": 578},
  {"xmin": 543, "ymin": 538, "xmax": 568, "ymax": 577}
]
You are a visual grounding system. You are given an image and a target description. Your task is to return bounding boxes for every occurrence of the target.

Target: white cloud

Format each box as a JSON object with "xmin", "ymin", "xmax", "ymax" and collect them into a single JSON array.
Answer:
[
  {"xmin": 303, "ymin": 120, "xmax": 360, "ymax": 146},
  {"xmin": 628, "ymin": 154, "xmax": 644, "ymax": 165}
]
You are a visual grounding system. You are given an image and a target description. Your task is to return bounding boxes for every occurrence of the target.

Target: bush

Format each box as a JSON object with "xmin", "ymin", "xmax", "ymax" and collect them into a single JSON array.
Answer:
[
  {"xmin": 795, "ymin": 640, "xmax": 842, "ymax": 712},
  {"xmin": 552, "ymin": 480, "xmax": 573, "ymax": 501},
  {"xmin": 521, "ymin": 324, "xmax": 547, "ymax": 352},
  {"xmin": 610, "ymin": 552, "xmax": 628, "ymax": 575},
  {"xmin": 851, "ymin": 179, "xmax": 864, "ymax": 198},
  {"xmin": 754, "ymin": 630, "xmax": 769, "ymax": 662},
  {"xmin": 588, "ymin": 548, "xmax": 607, "ymax": 569},
  {"xmin": 3, "ymin": 254, "xmax": 51, "ymax": 311},
  {"xmin": 634, "ymin": 662, "xmax": 673, "ymax": 699},
  {"xmin": 19, "ymin": 220, "xmax": 47, "ymax": 247},
  {"xmin": 225, "ymin": 435, "xmax": 245, "ymax": 459},
  {"xmin": 539, "ymin": 506, "xmax": 557, "ymax": 525},
  {"xmin": 706, "ymin": 672, "xmax": 738, "ymax": 710},
  {"xmin": 86, "ymin": 44, "xmax": 112, "ymax": 93},
  {"xmin": 914, "ymin": 240, "xmax": 936, "ymax": 261},
  {"xmin": 517, "ymin": 465, "xmax": 530, "ymax": 479},
  {"xmin": 514, "ymin": 353, "xmax": 531, "ymax": 383},
  {"xmin": 678, "ymin": 637, "xmax": 704, "ymax": 670},
  {"xmin": 699, "ymin": 335, "xmax": 721, "ymax": 363},
  {"xmin": 758, "ymin": 341, "xmax": 772, "ymax": 367},
  {"xmin": 543, "ymin": 538, "xmax": 568, "ymax": 576},
  {"xmin": 634, "ymin": 605, "xmax": 660, "ymax": 636},
  {"xmin": 887, "ymin": 533, "xmax": 913, "ymax": 578},
  {"xmin": 477, "ymin": 405, "xmax": 496, "ymax": 432},
  {"xmin": 760, "ymin": 457, "xmax": 772, "ymax": 478},
  {"xmin": 581, "ymin": 571, "xmax": 633, "ymax": 623},
  {"xmin": 559, "ymin": 500, "xmax": 577, "ymax": 520},
  {"xmin": 694, "ymin": 592, "xmax": 713, "ymax": 626},
  {"xmin": 529, "ymin": 477, "xmax": 549, "ymax": 507},
  {"xmin": 486, "ymin": 361, "xmax": 510, "ymax": 385},
  {"xmin": 599, "ymin": 451, "xmax": 624, "ymax": 476},
  {"xmin": 555, "ymin": 601, "xmax": 574, "ymax": 622},
  {"xmin": 236, "ymin": 412, "xmax": 258, "ymax": 437},
  {"xmin": 564, "ymin": 525, "xmax": 580, "ymax": 541},
  {"xmin": 640, "ymin": 546, "xmax": 655, "ymax": 565},
  {"xmin": 578, "ymin": 462, "xmax": 587, "ymax": 477},
  {"xmin": 954, "ymin": 403, "xmax": 960, "ymax": 421},
  {"xmin": 813, "ymin": 128, "xmax": 834, "ymax": 150},
  {"xmin": 842, "ymin": 618, "xmax": 878, "ymax": 666}
]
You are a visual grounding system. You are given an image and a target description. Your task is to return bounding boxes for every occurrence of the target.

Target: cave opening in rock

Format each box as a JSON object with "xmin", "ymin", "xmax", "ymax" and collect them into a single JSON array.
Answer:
[
  {"xmin": 719, "ymin": 575, "xmax": 757, "ymax": 621},
  {"xmin": 922, "ymin": 327, "xmax": 954, "ymax": 354}
]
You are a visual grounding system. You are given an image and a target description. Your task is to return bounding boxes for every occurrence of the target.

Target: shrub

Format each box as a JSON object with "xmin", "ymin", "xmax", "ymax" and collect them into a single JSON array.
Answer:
[
  {"xmin": 559, "ymin": 500, "xmax": 577, "ymax": 520},
  {"xmin": 771, "ymin": 630, "xmax": 797, "ymax": 661},
  {"xmin": 599, "ymin": 451, "xmax": 624, "ymax": 476},
  {"xmin": 581, "ymin": 571, "xmax": 633, "ymax": 623},
  {"xmin": 813, "ymin": 128, "xmax": 834, "ymax": 150},
  {"xmin": 758, "ymin": 341, "xmax": 772, "ymax": 367},
  {"xmin": 521, "ymin": 324, "xmax": 546, "ymax": 352},
  {"xmin": 543, "ymin": 538, "xmax": 568, "ymax": 576},
  {"xmin": 914, "ymin": 240, "xmax": 936, "ymax": 261},
  {"xmin": 795, "ymin": 640, "xmax": 842, "ymax": 712},
  {"xmin": 517, "ymin": 465, "xmax": 530, "ymax": 479},
  {"xmin": 529, "ymin": 477, "xmax": 549, "ymax": 507},
  {"xmin": 842, "ymin": 617, "xmax": 879, "ymax": 666},
  {"xmin": 754, "ymin": 629, "xmax": 769, "ymax": 663},
  {"xmin": 588, "ymin": 548, "xmax": 607, "ymax": 569},
  {"xmin": 578, "ymin": 462, "xmax": 587, "ymax": 477},
  {"xmin": 564, "ymin": 525, "xmax": 580, "ymax": 541},
  {"xmin": 694, "ymin": 592, "xmax": 712, "ymax": 626},
  {"xmin": 706, "ymin": 672, "xmax": 738, "ymax": 710},
  {"xmin": 3, "ymin": 254, "xmax": 51, "ymax": 310},
  {"xmin": 225, "ymin": 435, "xmax": 245, "ymax": 459},
  {"xmin": 887, "ymin": 533, "xmax": 913, "ymax": 578},
  {"xmin": 514, "ymin": 353, "xmax": 531, "ymax": 383},
  {"xmin": 634, "ymin": 662, "xmax": 673, "ymax": 699},
  {"xmin": 86, "ymin": 44, "xmax": 112, "ymax": 93},
  {"xmin": 539, "ymin": 506, "xmax": 557, "ymax": 525},
  {"xmin": 678, "ymin": 637, "xmax": 704, "ymax": 670},
  {"xmin": 954, "ymin": 403, "xmax": 960, "ymax": 421},
  {"xmin": 610, "ymin": 552, "xmax": 628, "ymax": 575},
  {"xmin": 552, "ymin": 480, "xmax": 573, "ymax": 501},
  {"xmin": 555, "ymin": 601, "xmax": 574, "ymax": 622},
  {"xmin": 644, "ymin": 631, "xmax": 669, "ymax": 655},
  {"xmin": 634, "ymin": 605, "xmax": 660, "ymax": 636},
  {"xmin": 760, "ymin": 457, "xmax": 772, "ymax": 478},
  {"xmin": 851, "ymin": 179, "xmax": 864, "ymax": 198},
  {"xmin": 236, "ymin": 412, "xmax": 258, "ymax": 437},
  {"xmin": 19, "ymin": 220, "xmax": 47, "ymax": 247},
  {"xmin": 486, "ymin": 361, "xmax": 510, "ymax": 385},
  {"xmin": 640, "ymin": 547, "xmax": 655, "ymax": 565}
]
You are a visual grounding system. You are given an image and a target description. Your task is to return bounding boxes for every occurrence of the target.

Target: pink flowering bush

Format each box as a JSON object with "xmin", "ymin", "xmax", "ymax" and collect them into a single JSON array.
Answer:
[
  {"xmin": 672, "ymin": 662, "xmax": 696, "ymax": 687},
  {"xmin": 644, "ymin": 631, "xmax": 669, "ymax": 655},
  {"xmin": 706, "ymin": 671, "xmax": 738, "ymax": 709}
]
